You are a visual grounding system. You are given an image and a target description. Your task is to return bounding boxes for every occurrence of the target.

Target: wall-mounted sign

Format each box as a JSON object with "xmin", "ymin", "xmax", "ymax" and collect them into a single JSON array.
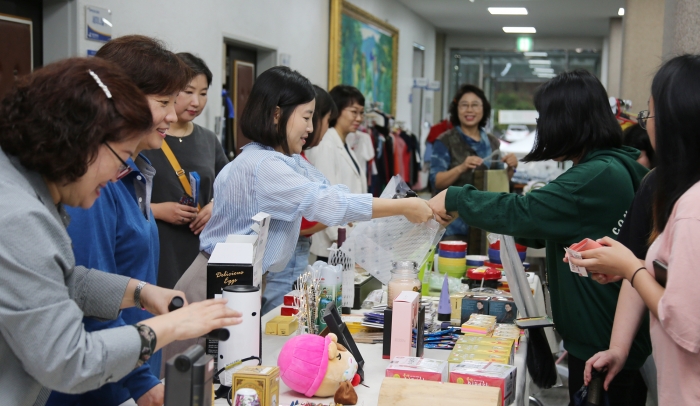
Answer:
[
  {"xmin": 278, "ymin": 53, "xmax": 291, "ymax": 67},
  {"xmin": 413, "ymin": 77, "xmax": 428, "ymax": 88},
  {"xmin": 427, "ymin": 81, "xmax": 441, "ymax": 91},
  {"xmin": 86, "ymin": 6, "xmax": 112, "ymax": 42},
  {"xmin": 87, "ymin": 50, "xmax": 97, "ymax": 57}
]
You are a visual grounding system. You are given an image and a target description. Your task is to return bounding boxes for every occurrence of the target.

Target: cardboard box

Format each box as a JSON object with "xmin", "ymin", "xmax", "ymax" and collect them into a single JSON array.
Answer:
[
  {"xmin": 232, "ymin": 365, "xmax": 280, "ymax": 406},
  {"xmin": 450, "ymin": 294, "xmax": 464, "ymax": 322},
  {"xmin": 385, "ymin": 356, "xmax": 448, "ymax": 382},
  {"xmin": 449, "ymin": 361, "xmax": 517, "ymax": 406},
  {"xmin": 264, "ymin": 318, "xmax": 279, "ymax": 335},
  {"xmin": 456, "ymin": 335, "xmax": 516, "ymax": 347},
  {"xmin": 207, "ymin": 213, "xmax": 270, "ymax": 299},
  {"xmin": 264, "ymin": 316, "xmax": 298, "ymax": 336},
  {"xmin": 452, "ymin": 342, "xmax": 514, "ymax": 365},
  {"xmin": 461, "ymin": 294, "xmax": 491, "ymax": 324},
  {"xmin": 390, "ymin": 291, "xmax": 420, "ymax": 359},
  {"xmin": 276, "ymin": 316, "xmax": 298, "ymax": 336},
  {"xmin": 488, "ymin": 297, "xmax": 517, "ymax": 324},
  {"xmin": 448, "ymin": 352, "xmax": 510, "ymax": 371}
]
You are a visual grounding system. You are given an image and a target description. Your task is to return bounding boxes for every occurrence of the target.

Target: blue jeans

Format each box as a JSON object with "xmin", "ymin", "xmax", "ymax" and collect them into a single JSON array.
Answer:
[{"xmin": 261, "ymin": 236, "xmax": 311, "ymax": 315}]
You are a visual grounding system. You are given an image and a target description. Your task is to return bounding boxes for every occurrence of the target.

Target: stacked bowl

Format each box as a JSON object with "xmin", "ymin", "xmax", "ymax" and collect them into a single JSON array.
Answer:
[
  {"xmin": 437, "ymin": 241, "xmax": 468, "ymax": 278},
  {"xmin": 487, "ymin": 241, "xmax": 527, "ymax": 264}
]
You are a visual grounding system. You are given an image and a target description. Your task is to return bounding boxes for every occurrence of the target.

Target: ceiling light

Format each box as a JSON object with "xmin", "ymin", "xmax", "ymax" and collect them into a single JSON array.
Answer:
[
  {"xmin": 537, "ymin": 73, "xmax": 556, "ymax": 78},
  {"xmin": 533, "ymin": 67, "xmax": 554, "ymax": 73},
  {"xmin": 524, "ymin": 52, "xmax": 548, "ymax": 57},
  {"xmin": 503, "ymin": 27, "xmax": 536, "ymax": 34},
  {"xmin": 618, "ymin": 8, "xmax": 625, "ymax": 16},
  {"xmin": 528, "ymin": 59, "xmax": 551, "ymax": 65},
  {"xmin": 489, "ymin": 7, "xmax": 528, "ymax": 15}
]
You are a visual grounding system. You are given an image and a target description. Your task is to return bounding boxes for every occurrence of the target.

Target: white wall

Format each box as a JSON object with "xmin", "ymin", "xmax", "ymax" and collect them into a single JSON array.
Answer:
[{"xmin": 43, "ymin": 0, "xmax": 436, "ymax": 133}]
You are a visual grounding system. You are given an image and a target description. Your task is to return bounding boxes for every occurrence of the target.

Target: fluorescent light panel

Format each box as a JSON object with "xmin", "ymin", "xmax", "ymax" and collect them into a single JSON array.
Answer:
[
  {"xmin": 533, "ymin": 67, "xmax": 554, "ymax": 73},
  {"xmin": 537, "ymin": 73, "xmax": 556, "ymax": 78},
  {"xmin": 618, "ymin": 8, "xmax": 625, "ymax": 16},
  {"xmin": 524, "ymin": 52, "xmax": 548, "ymax": 57},
  {"xmin": 528, "ymin": 59, "xmax": 551, "ymax": 65},
  {"xmin": 503, "ymin": 27, "xmax": 536, "ymax": 34},
  {"xmin": 489, "ymin": 7, "xmax": 528, "ymax": 15}
]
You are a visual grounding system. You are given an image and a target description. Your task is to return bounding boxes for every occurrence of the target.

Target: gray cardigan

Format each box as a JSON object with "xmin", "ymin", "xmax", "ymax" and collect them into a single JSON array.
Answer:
[{"xmin": 0, "ymin": 149, "xmax": 142, "ymax": 406}]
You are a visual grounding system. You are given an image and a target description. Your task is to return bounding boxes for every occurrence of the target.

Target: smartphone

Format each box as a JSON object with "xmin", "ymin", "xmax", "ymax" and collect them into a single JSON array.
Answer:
[
  {"xmin": 179, "ymin": 193, "xmax": 195, "ymax": 207},
  {"xmin": 652, "ymin": 259, "xmax": 668, "ymax": 288}
]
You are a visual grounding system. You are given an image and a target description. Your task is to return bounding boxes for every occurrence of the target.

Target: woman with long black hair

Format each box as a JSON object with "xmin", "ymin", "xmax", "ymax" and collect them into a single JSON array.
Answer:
[{"xmin": 570, "ymin": 54, "xmax": 700, "ymax": 405}]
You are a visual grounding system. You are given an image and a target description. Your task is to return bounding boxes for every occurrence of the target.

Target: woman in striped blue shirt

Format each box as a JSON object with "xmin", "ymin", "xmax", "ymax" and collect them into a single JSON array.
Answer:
[{"xmin": 174, "ymin": 66, "xmax": 433, "ymax": 315}]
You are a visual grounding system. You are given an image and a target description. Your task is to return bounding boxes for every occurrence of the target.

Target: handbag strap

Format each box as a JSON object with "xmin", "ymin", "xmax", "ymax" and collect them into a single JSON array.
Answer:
[{"xmin": 161, "ymin": 141, "xmax": 200, "ymax": 210}]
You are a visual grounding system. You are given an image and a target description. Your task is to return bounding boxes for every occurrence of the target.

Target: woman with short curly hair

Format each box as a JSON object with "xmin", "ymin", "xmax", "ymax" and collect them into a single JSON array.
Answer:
[{"xmin": 0, "ymin": 57, "xmax": 241, "ymax": 406}]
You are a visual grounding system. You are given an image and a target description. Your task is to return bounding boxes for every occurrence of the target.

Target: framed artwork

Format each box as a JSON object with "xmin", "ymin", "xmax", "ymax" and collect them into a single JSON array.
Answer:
[{"xmin": 328, "ymin": 0, "xmax": 399, "ymax": 115}]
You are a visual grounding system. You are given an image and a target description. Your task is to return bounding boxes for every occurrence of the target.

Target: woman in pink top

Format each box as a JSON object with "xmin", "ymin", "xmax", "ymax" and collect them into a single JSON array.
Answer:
[{"xmin": 569, "ymin": 54, "xmax": 700, "ymax": 404}]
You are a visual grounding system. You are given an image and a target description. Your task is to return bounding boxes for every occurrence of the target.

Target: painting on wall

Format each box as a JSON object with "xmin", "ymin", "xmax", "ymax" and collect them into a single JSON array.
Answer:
[{"xmin": 329, "ymin": 0, "xmax": 399, "ymax": 115}]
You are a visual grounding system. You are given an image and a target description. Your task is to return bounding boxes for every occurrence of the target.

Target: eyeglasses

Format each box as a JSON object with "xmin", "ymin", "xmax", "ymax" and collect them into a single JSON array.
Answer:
[
  {"xmin": 104, "ymin": 143, "xmax": 133, "ymax": 180},
  {"xmin": 637, "ymin": 110, "xmax": 654, "ymax": 130},
  {"xmin": 345, "ymin": 109, "xmax": 365, "ymax": 118},
  {"xmin": 458, "ymin": 102, "xmax": 483, "ymax": 111}
]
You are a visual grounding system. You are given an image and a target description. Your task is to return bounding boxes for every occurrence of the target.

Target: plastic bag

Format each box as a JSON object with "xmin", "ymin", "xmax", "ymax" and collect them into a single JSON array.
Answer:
[{"xmin": 345, "ymin": 175, "xmax": 445, "ymax": 285}]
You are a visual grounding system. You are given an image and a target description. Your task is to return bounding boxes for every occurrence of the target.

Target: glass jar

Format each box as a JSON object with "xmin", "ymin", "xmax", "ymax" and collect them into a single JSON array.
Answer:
[{"xmin": 387, "ymin": 260, "xmax": 421, "ymax": 308}]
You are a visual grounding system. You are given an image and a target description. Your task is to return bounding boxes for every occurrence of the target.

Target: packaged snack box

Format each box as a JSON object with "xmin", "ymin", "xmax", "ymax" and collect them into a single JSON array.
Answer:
[
  {"xmin": 385, "ymin": 356, "xmax": 448, "ymax": 382},
  {"xmin": 450, "ymin": 361, "xmax": 517, "ymax": 406}
]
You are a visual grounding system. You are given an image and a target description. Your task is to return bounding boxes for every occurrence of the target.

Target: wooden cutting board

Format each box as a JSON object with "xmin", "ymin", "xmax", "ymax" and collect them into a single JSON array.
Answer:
[{"xmin": 377, "ymin": 377, "xmax": 501, "ymax": 406}]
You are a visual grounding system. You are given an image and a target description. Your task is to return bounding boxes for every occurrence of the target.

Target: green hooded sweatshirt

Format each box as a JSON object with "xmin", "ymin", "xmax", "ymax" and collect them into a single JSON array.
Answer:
[{"xmin": 445, "ymin": 146, "xmax": 652, "ymax": 369}]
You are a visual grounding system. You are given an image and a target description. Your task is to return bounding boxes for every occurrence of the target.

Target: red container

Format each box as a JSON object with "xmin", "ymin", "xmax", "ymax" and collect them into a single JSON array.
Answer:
[
  {"xmin": 483, "ymin": 261, "xmax": 503, "ymax": 269},
  {"xmin": 439, "ymin": 241, "xmax": 468, "ymax": 252},
  {"xmin": 467, "ymin": 267, "xmax": 502, "ymax": 281},
  {"xmin": 489, "ymin": 241, "xmax": 527, "ymax": 252}
]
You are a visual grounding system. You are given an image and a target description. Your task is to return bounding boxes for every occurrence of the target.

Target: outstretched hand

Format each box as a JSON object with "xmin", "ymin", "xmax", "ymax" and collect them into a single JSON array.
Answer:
[{"xmin": 428, "ymin": 189, "xmax": 456, "ymax": 226}]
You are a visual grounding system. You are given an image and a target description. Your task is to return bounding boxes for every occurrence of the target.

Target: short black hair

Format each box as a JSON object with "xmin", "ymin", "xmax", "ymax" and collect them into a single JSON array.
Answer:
[
  {"xmin": 239, "ymin": 66, "xmax": 315, "ymax": 155},
  {"xmin": 304, "ymin": 85, "xmax": 338, "ymax": 150},
  {"xmin": 623, "ymin": 124, "xmax": 655, "ymax": 168},
  {"xmin": 177, "ymin": 52, "xmax": 213, "ymax": 87},
  {"xmin": 328, "ymin": 85, "xmax": 365, "ymax": 127},
  {"xmin": 524, "ymin": 69, "xmax": 622, "ymax": 162},
  {"xmin": 449, "ymin": 84, "xmax": 491, "ymax": 129},
  {"xmin": 651, "ymin": 54, "xmax": 700, "ymax": 236},
  {"xmin": 0, "ymin": 57, "xmax": 152, "ymax": 183},
  {"xmin": 96, "ymin": 35, "xmax": 191, "ymax": 96}
]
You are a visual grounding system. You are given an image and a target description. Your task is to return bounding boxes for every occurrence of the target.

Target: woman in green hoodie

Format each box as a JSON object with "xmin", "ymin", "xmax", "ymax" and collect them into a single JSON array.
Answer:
[{"xmin": 429, "ymin": 70, "xmax": 651, "ymax": 405}]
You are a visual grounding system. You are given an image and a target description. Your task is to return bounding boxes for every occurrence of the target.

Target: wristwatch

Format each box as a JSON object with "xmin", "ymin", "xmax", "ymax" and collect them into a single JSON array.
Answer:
[{"xmin": 134, "ymin": 281, "xmax": 148, "ymax": 310}]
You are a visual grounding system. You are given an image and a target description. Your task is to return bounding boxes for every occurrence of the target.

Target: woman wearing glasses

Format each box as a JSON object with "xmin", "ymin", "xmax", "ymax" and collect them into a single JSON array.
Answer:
[
  {"xmin": 570, "ymin": 54, "xmax": 700, "ymax": 405},
  {"xmin": 429, "ymin": 70, "xmax": 652, "ymax": 405},
  {"xmin": 0, "ymin": 57, "xmax": 241, "ymax": 406},
  {"xmin": 47, "ymin": 36, "xmax": 190, "ymax": 406},
  {"xmin": 429, "ymin": 84, "xmax": 518, "ymax": 246},
  {"xmin": 304, "ymin": 85, "xmax": 369, "ymax": 267}
]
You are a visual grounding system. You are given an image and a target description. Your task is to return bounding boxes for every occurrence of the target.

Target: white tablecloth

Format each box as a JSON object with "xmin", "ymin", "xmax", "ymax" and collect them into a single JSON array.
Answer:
[{"xmin": 211, "ymin": 273, "xmax": 547, "ymax": 406}]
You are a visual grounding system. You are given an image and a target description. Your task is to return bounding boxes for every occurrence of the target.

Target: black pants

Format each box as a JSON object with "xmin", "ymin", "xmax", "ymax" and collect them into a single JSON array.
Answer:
[{"xmin": 567, "ymin": 353, "xmax": 647, "ymax": 406}]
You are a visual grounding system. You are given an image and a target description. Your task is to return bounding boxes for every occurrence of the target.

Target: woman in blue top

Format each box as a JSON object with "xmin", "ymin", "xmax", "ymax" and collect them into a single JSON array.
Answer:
[
  {"xmin": 47, "ymin": 36, "xmax": 191, "ymax": 406},
  {"xmin": 429, "ymin": 84, "xmax": 518, "ymax": 247},
  {"xmin": 174, "ymin": 66, "xmax": 433, "ymax": 316}
]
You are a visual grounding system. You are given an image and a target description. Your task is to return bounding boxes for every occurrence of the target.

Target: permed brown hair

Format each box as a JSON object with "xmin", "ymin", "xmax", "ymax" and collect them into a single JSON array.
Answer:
[
  {"xmin": 449, "ymin": 84, "xmax": 491, "ymax": 129},
  {"xmin": 96, "ymin": 35, "xmax": 191, "ymax": 96},
  {"xmin": 0, "ymin": 57, "xmax": 153, "ymax": 183}
]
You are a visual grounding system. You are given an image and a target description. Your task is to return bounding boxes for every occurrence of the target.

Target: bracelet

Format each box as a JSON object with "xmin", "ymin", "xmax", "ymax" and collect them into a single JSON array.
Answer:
[
  {"xmin": 133, "ymin": 281, "xmax": 147, "ymax": 310},
  {"xmin": 134, "ymin": 324, "xmax": 157, "ymax": 367},
  {"xmin": 630, "ymin": 267, "xmax": 646, "ymax": 287}
]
